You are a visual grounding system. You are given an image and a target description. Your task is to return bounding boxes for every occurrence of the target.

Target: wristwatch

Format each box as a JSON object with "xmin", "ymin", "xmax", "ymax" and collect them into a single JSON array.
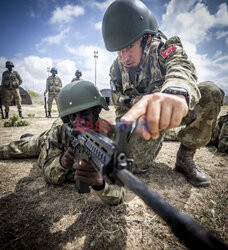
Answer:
[{"xmin": 162, "ymin": 87, "xmax": 189, "ymax": 107}]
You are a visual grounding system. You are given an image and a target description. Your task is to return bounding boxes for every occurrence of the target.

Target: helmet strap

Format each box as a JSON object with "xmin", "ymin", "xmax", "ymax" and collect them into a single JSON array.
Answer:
[{"xmin": 139, "ymin": 34, "xmax": 152, "ymax": 69}]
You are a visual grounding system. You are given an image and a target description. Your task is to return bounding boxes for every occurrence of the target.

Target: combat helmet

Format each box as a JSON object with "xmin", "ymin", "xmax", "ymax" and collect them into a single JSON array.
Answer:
[
  {"xmin": 50, "ymin": 67, "xmax": 58, "ymax": 74},
  {"xmin": 58, "ymin": 80, "xmax": 109, "ymax": 122},
  {"xmin": 5, "ymin": 61, "xmax": 14, "ymax": 67},
  {"xmin": 102, "ymin": 0, "xmax": 158, "ymax": 51},
  {"xmin": 75, "ymin": 70, "xmax": 82, "ymax": 77}
]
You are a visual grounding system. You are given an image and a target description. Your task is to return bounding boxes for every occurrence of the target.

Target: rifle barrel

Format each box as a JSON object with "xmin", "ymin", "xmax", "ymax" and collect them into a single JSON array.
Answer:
[{"xmin": 116, "ymin": 169, "xmax": 227, "ymax": 250}]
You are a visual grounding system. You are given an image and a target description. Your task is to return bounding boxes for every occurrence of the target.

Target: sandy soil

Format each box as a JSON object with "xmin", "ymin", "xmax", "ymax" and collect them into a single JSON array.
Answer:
[{"xmin": 0, "ymin": 104, "xmax": 227, "ymax": 249}]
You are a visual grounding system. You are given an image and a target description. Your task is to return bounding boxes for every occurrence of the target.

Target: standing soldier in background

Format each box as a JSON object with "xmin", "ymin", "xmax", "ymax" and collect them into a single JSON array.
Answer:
[
  {"xmin": 44, "ymin": 67, "xmax": 62, "ymax": 118},
  {"xmin": 1, "ymin": 61, "xmax": 23, "ymax": 119},
  {"xmin": 71, "ymin": 70, "xmax": 83, "ymax": 82}
]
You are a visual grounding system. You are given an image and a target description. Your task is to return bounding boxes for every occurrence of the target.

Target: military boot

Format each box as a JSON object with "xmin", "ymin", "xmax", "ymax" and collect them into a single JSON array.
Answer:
[
  {"xmin": 5, "ymin": 112, "xmax": 8, "ymax": 119},
  {"xmin": 48, "ymin": 111, "xmax": 51, "ymax": 118},
  {"xmin": 175, "ymin": 144, "xmax": 210, "ymax": 187},
  {"xmin": 19, "ymin": 111, "xmax": 24, "ymax": 119}
]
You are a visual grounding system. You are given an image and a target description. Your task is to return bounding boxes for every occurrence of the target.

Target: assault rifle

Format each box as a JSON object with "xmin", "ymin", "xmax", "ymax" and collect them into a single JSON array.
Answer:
[
  {"xmin": 44, "ymin": 94, "xmax": 48, "ymax": 117},
  {"xmin": 68, "ymin": 121, "xmax": 227, "ymax": 250}
]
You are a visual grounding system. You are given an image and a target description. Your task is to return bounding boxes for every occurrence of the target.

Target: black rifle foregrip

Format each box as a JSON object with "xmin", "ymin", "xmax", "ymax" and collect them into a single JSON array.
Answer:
[{"xmin": 75, "ymin": 180, "xmax": 90, "ymax": 194}]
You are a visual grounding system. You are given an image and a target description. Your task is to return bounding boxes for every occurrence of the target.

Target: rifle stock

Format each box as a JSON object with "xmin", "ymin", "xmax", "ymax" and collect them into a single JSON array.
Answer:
[{"xmin": 68, "ymin": 120, "xmax": 227, "ymax": 250}]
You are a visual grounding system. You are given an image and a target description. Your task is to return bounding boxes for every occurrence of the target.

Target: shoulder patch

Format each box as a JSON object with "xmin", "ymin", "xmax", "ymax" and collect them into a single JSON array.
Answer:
[{"xmin": 160, "ymin": 44, "xmax": 176, "ymax": 59}]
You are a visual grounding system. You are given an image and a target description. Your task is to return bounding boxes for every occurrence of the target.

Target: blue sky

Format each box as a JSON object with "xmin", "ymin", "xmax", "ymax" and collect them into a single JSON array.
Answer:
[{"xmin": 0, "ymin": 0, "xmax": 228, "ymax": 95}]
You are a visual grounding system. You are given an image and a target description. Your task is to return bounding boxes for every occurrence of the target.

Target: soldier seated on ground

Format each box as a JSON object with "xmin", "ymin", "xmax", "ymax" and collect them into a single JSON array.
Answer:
[
  {"xmin": 71, "ymin": 70, "xmax": 83, "ymax": 82},
  {"xmin": 44, "ymin": 67, "xmax": 62, "ymax": 118},
  {"xmin": 0, "ymin": 81, "xmax": 125, "ymax": 206},
  {"xmin": 1, "ymin": 61, "xmax": 23, "ymax": 119}
]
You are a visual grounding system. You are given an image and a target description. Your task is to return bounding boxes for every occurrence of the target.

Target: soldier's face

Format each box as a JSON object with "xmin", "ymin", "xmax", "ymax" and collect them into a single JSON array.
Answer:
[
  {"xmin": 117, "ymin": 39, "xmax": 143, "ymax": 68},
  {"xmin": 69, "ymin": 106, "xmax": 101, "ymax": 125},
  {"xmin": 6, "ymin": 66, "xmax": 13, "ymax": 71}
]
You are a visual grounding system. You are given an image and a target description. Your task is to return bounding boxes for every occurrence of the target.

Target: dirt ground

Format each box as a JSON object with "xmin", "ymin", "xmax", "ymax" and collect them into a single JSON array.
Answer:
[{"xmin": 0, "ymin": 103, "xmax": 227, "ymax": 250}]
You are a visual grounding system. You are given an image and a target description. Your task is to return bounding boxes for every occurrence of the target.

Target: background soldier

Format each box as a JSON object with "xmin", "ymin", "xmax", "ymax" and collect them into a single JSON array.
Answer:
[
  {"xmin": 209, "ymin": 112, "xmax": 228, "ymax": 153},
  {"xmin": 102, "ymin": 0, "xmax": 224, "ymax": 187},
  {"xmin": 44, "ymin": 67, "xmax": 62, "ymax": 118},
  {"xmin": 1, "ymin": 61, "xmax": 23, "ymax": 119},
  {"xmin": 71, "ymin": 70, "xmax": 83, "ymax": 82},
  {"xmin": 0, "ymin": 80, "xmax": 125, "ymax": 206}
]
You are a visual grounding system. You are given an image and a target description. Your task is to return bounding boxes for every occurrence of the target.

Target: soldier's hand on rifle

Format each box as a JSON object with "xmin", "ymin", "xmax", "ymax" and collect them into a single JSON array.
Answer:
[
  {"xmin": 73, "ymin": 160, "xmax": 104, "ymax": 188},
  {"xmin": 60, "ymin": 147, "xmax": 75, "ymax": 169},
  {"xmin": 121, "ymin": 93, "xmax": 188, "ymax": 140}
]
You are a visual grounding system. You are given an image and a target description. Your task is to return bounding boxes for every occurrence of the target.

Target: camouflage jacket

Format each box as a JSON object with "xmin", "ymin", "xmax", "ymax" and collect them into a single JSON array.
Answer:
[
  {"xmin": 46, "ymin": 76, "xmax": 62, "ymax": 93},
  {"xmin": 1, "ymin": 70, "xmax": 22, "ymax": 90},
  {"xmin": 110, "ymin": 36, "xmax": 200, "ymax": 118},
  {"xmin": 71, "ymin": 77, "xmax": 83, "ymax": 82},
  {"xmin": 37, "ymin": 118, "xmax": 125, "ymax": 205}
]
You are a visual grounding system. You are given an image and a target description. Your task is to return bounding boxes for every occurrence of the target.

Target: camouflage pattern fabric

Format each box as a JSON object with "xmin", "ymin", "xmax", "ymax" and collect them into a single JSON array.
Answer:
[
  {"xmin": 110, "ymin": 35, "xmax": 224, "ymax": 172},
  {"xmin": 110, "ymin": 36, "xmax": 200, "ymax": 119},
  {"xmin": 47, "ymin": 93, "xmax": 59, "ymax": 112},
  {"xmin": 45, "ymin": 75, "xmax": 62, "ymax": 111},
  {"xmin": 210, "ymin": 112, "xmax": 228, "ymax": 153},
  {"xmin": 4, "ymin": 88, "xmax": 22, "ymax": 112},
  {"xmin": 1, "ymin": 70, "xmax": 23, "ymax": 112},
  {"xmin": 178, "ymin": 81, "xmax": 224, "ymax": 149},
  {"xmin": 71, "ymin": 77, "xmax": 83, "ymax": 82},
  {"xmin": 164, "ymin": 127, "xmax": 185, "ymax": 141},
  {"xmin": 218, "ymin": 113, "xmax": 228, "ymax": 153},
  {"xmin": 0, "ymin": 118, "xmax": 125, "ymax": 205}
]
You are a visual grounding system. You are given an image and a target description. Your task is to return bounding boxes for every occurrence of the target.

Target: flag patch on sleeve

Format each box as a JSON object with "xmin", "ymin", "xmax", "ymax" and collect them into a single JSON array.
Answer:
[{"xmin": 160, "ymin": 44, "xmax": 176, "ymax": 59}]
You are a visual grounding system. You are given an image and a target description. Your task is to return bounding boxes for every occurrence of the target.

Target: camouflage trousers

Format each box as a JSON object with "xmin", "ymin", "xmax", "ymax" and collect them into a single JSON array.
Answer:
[
  {"xmin": 0, "ymin": 131, "xmax": 47, "ymax": 159},
  {"xmin": 4, "ymin": 88, "xmax": 22, "ymax": 112},
  {"xmin": 129, "ymin": 81, "xmax": 224, "ymax": 173},
  {"xmin": 48, "ymin": 93, "xmax": 59, "ymax": 112}
]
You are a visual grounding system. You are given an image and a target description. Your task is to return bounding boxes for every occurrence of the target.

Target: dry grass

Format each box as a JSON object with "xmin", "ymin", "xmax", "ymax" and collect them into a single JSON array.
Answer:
[{"xmin": 0, "ymin": 104, "xmax": 227, "ymax": 249}]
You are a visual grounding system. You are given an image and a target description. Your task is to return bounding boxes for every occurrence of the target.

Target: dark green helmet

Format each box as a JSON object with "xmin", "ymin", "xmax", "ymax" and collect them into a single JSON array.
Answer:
[
  {"xmin": 58, "ymin": 80, "xmax": 109, "ymax": 118},
  {"xmin": 102, "ymin": 0, "xmax": 158, "ymax": 51},
  {"xmin": 5, "ymin": 61, "xmax": 14, "ymax": 67},
  {"xmin": 50, "ymin": 67, "xmax": 58, "ymax": 74}
]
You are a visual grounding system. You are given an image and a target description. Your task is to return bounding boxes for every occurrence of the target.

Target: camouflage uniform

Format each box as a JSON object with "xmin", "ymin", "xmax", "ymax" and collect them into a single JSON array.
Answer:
[
  {"xmin": 1, "ymin": 70, "xmax": 23, "ymax": 112},
  {"xmin": 71, "ymin": 77, "xmax": 83, "ymax": 82},
  {"xmin": 45, "ymin": 75, "xmax": 62, "ymax": 112},
  {"xmin": 0, "ymin": 118, "xmax": 125, "ymax": 205},
  {"xmin": 110, "ymin": 36, "xmax": 224, "ymax": 171},
  {"xmin": 210, "ymin": 112, "xmax": 228, "ymax": 153}
]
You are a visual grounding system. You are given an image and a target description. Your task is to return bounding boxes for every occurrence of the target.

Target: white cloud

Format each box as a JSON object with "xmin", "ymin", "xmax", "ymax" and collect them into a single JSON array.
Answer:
[
  {"xmin": 161, "ymin": 1, "xmax": 228, "ymax": 44},
  {"xmin": 161, "ymin": 0, "xmax": 228, "ymax": 95},
  {"xmin": 36, "ymin": 28, "xmax": 69, "ymax": 52},
  {"xmin": 94, "ymin": 21, "xmax": 102, "ymax": 30},
  {"xmin": 90, "ymin": 0, "xmax": 115, "ymax": 10},
  {"xmin": 65, "ymin": 44, "xmax": 116, "ymax": 89},
  {"xmin": 216, "ymin": 30, "xmax": 228, "ymax": 39},
  {"xmin": 50, "ymin": 5, "xmax": 84, "ymax": 25},
  {"xmin": 215, "ymin": 3, "xmax": 228, "ymax": 26}
]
